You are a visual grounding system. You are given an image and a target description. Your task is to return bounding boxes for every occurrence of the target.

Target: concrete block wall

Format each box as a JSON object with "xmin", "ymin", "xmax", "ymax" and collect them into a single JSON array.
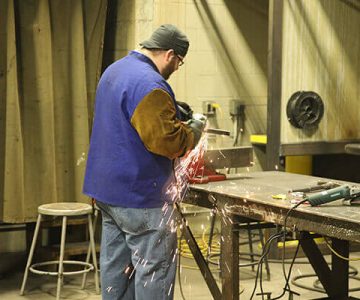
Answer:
[{"xmin": 108, "ymin": 0, "xmax": 269, "ymax": 171}]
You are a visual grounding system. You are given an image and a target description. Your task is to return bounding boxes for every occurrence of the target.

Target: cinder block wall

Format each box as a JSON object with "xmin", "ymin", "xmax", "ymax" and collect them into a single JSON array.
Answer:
[{"xmin": 106, "ymin": 0, "xmax": 269, "ymax": 170}]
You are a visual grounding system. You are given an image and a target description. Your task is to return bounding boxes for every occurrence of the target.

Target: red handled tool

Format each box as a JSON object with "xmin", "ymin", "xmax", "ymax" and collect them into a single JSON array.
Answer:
[{"xmin": 187, "ymin": 156, "xmax": 226, "ymax": 184}]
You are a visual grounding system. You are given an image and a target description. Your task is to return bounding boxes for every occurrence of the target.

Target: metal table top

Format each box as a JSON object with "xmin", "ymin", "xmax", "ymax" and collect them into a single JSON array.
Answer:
[{"xmin": 187, "ymin": 171, "xmax": 360, "ymax": 242}]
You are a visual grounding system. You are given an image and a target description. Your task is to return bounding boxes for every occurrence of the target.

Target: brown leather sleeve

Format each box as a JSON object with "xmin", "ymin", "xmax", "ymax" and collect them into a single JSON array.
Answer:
[{"xmin": 131, "ymin": 88, "xmax": 195, "ymax": 159}]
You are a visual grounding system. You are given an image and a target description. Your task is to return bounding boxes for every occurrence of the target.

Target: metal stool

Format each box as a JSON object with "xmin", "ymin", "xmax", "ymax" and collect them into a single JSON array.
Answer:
[
  {"xmin": 81, "ymin": 203, "xmax": 101, "ymax": 289},
  {"xmin": 20, "ymin": 202, "xmax": 100, "ymax": 299}
]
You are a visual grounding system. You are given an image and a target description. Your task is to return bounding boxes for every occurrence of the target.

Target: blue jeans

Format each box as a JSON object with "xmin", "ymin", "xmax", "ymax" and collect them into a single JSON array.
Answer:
[{"xmin": 96, "ymin": 201, "xmax": 178, "ymax": 300}]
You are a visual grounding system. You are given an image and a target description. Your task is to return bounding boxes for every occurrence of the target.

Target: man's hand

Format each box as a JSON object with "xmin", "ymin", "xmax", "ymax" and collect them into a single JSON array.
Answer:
[
  {"xmin": 177, "ymin": 101, "xmax": 193, "ymax": 121},
  {"xmin": 187, "ymin": 113, "xmax": 207, "ymax": 146},
  {"xmin": 192, "ymin": 113, "xmax": 207, "ymax": 123}
]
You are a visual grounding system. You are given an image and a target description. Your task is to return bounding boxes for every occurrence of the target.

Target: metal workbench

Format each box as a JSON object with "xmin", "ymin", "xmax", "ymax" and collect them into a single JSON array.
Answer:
[{"xmin": 184, "ymin": 171, "xmax": 360, "ymax": 300}]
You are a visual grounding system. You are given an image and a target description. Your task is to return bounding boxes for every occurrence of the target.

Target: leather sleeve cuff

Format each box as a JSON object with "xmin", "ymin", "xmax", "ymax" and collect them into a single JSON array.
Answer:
[{"xmin": 131, "ymin": 89, "xmax": 194, "ymax": 159}]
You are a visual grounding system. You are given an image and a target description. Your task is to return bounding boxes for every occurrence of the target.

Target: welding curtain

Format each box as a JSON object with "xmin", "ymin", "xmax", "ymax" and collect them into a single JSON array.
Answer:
[{"xmin": 0, "ymin": 0, "xmax": 107, "ymax": 222}]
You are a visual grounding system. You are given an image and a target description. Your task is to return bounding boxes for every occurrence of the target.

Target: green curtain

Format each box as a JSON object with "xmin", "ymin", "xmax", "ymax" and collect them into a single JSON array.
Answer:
[{"xmin": 0, "ymin": 0, "xmax": 107, "ymax": 223}]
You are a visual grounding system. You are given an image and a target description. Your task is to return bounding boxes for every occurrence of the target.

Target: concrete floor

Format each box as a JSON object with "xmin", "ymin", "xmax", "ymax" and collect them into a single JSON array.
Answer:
[{"xmin": 2, "ymin": 250, "xmax": 360, "ymax": 299}]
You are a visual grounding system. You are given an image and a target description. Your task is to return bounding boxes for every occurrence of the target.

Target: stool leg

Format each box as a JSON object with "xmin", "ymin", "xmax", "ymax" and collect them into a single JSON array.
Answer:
[
  {"xmin": 20, "ymin": 214, "xmax": 42, "ymax": 295},
  {"xmin": 56, "ymin": 216, "xmax": 67, "ymax": 300},
  {"xmin": 247, "ymin": 225, "xmax": 255, "ymax": 271},
  {"xmin": 88, "ymin": 214, "xmax": 100, "ymax": 294},
  {"xmin": 81, "ymin": 209, "xmax": 98, "ymax": 289}
]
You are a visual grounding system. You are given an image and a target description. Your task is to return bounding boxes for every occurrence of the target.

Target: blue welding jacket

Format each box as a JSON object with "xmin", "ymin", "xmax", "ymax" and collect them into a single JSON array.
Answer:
[{"xmin": 83, "ymin": 51, "xmax": 179, "ymax": 208}]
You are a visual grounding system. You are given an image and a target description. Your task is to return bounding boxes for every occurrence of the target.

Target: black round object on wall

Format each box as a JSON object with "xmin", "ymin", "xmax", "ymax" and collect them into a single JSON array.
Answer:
[{"xmin": 286, "ymin": 91, "xmax": 324, "ymax": 129}]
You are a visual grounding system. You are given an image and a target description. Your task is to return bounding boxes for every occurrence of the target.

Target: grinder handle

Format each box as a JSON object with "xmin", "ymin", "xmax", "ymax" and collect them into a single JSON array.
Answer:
[{"xmin": 307, "ymin": 185, "xmax": 351, "ymax": 206}]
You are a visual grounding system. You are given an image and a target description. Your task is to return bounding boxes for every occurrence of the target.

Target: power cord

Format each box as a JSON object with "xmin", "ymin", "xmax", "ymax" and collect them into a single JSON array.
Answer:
[
  {"xmin": 250, "ymin": 199, "xmax": 308, "ymax": 299},
  {"xmin": 323, "ymin": 236, "xmax": 360, "ymax": 261},
  {"xmin": 271, "ymin": 199, "xmax": 308, "ymax": 299},
  {"xmin": 270, "ymin": 242, "xmax": 300, "ymax": 299},
  {"xmin": 290, "ymin": 236, "xmax": 360, "ymax": 294},
  {"xmin": 291, "ymin": 265, "xmax": 360, "ymax": 293},
  {"xmin": 249, "ymin": 231, "xmax": 284, "ymax": 299},
  {"xmin": 178, "ymin": 198, "xmax": 360, "ymax": 299},
  {"xmin": 178, "ymin": 206, "xmax": 301, "ymax": 300},
  {"xmin": 278, "ymin": 198, "xmax": 360, "ymax": 298}
]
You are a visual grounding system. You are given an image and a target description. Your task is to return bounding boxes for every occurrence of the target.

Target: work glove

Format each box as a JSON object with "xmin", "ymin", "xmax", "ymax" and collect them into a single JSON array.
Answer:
[
  {"xmin": 187, "ymin": 113, "xmax": 207, "ymax": 146},
  {"xmin": 177, "ymin": 101, "xmax": 193, "ymax": 121}
]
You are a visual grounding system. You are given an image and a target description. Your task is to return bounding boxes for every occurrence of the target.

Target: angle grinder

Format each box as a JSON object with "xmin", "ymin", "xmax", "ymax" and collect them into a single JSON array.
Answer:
[{"xmin": 306, "ymin": 185, "xmax": 360, "ymax": 206}]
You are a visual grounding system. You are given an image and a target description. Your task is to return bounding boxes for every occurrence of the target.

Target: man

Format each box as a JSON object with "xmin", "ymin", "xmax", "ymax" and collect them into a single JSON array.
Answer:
[{"xmin": 83, "ymin": 24, "xmax": 205, "ymax": 299}]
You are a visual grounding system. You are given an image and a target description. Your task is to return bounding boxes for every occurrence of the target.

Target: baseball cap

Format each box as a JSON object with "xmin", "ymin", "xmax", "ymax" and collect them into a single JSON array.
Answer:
[{"xmin": 139, "ymin": 24, "xmax": 189, "ymax": 57}]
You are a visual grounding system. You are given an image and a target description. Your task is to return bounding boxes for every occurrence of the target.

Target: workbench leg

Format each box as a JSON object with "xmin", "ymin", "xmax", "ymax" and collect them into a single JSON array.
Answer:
[
  {"xmin": 176, "ymin": 203, "xmax": 222, "ymax": 299},
  {"xmin": 220, "ymin": 214, "xmax": 239, "ymax": 300},
  {"xmin": 300, "ymin": 233, "xmax": 350, "ymax": 299},
  {"xmin": 331, "ymin": 238, "xmax": 349, "ymax": 298}
]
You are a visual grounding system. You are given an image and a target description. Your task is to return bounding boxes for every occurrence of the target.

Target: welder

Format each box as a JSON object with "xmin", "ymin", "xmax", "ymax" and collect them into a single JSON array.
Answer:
[{"xmin": 83, "ymin": 24, "xmax": 205, "ymax": 300}]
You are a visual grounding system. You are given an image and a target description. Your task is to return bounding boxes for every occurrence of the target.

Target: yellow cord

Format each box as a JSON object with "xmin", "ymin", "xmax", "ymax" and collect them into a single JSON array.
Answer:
[
  {"xmin": 178, "ymin": 229, "xmax": 221, "ymax": 270},
  {"xmin": 323, "ymin": 236, "xmax": 360, "ymax": 261}
]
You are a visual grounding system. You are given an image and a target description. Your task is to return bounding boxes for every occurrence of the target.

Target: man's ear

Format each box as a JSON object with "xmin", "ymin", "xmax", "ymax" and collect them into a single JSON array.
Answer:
[{"xmin": 165, "ymin": 49, "xmax": 175, "ymax": 62}]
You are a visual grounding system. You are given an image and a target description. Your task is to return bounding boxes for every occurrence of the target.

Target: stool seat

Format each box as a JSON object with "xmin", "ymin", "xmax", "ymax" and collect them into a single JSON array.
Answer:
[{"xmin": 38, "ymin": 202, "xmax": 93, "ymax": 216}]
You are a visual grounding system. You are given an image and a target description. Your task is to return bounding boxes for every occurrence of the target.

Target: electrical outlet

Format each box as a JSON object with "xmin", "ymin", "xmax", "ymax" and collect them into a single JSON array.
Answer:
[{"xmin": 202, "ymin": 101, "xmax": 216, "ymax": 116}]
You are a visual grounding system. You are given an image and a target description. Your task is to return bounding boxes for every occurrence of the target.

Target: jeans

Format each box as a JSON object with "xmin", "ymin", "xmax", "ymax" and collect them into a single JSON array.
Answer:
[{"xmin": 96, "ymin": 201, "xmax": 178, "ymax": 300}]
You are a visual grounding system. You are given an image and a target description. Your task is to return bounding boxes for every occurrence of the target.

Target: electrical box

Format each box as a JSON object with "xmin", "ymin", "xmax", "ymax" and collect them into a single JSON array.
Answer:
[
  {"xmin": 229, "ymin": 99, "xmax": 244, "ymax": 116},
  {"xmin": 202, "ymin": 101, "xmax": 216, "ymax": 116}
]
